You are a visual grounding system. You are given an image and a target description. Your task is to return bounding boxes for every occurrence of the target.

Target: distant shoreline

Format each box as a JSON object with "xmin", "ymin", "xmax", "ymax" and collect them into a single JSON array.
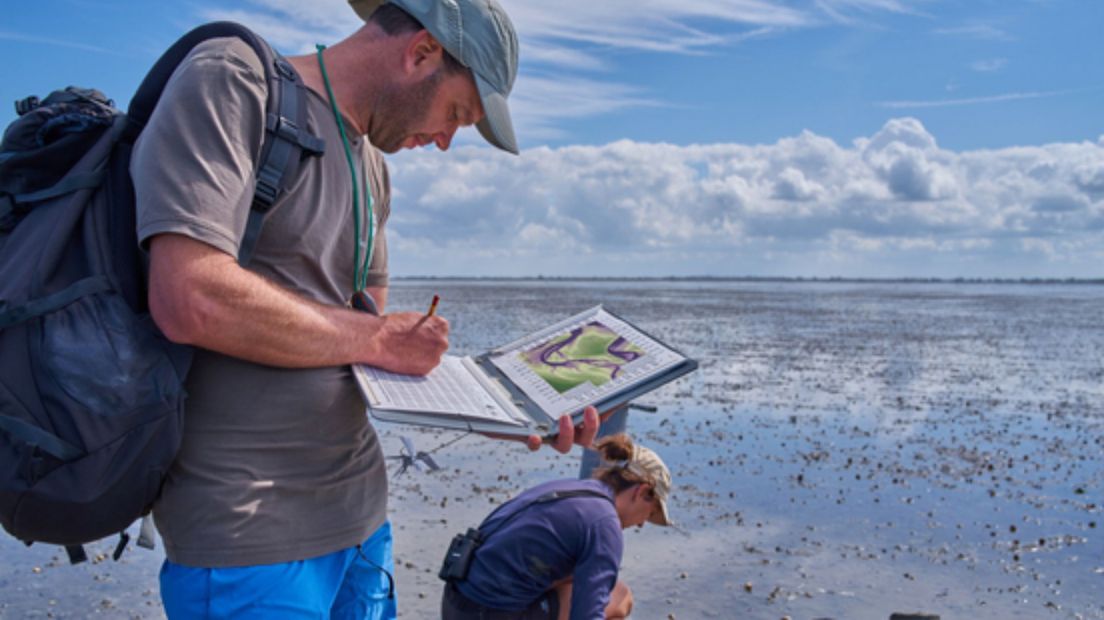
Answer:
[{"xmin": 394, "ymin": 275, "xmax": 1104, "ymax": 285}]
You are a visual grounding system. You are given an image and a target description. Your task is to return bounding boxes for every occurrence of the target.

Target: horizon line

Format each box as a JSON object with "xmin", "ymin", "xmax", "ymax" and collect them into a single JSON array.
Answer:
[{"xmin": 392, "ymin": 275, "xmax": 1104, "ymax": 284}]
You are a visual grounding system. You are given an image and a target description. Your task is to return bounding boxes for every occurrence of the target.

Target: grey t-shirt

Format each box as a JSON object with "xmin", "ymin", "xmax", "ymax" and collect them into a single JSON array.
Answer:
[{"xmin": 131, "ymin": 37, "xmax": 390, "ymax": 567}]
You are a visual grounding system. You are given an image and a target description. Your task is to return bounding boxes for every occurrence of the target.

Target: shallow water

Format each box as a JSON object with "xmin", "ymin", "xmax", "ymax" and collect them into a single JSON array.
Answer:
[{"xmin": 2, "ymin": 280, "xmax": 1101, "ymax": 619}]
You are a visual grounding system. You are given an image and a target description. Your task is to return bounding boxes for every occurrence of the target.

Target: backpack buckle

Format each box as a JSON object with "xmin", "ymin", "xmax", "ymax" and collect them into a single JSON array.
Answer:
[
  {"xmin": 253, "ymin": 171, "xmax": 280, "ymax": 209},
  {"xmin": 273, "ymin": 114, "xmax": 300, "ymax": 143},
  {"xmin": 269, "ymin": 114, "xmax": 325, "ymax": 156}
]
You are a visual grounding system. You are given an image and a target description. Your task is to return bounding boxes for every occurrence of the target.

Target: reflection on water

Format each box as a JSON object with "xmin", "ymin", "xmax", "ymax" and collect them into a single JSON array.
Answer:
[{"xmin": 2, "ymin": 280, "xmax": 1101, "ymax": 619}]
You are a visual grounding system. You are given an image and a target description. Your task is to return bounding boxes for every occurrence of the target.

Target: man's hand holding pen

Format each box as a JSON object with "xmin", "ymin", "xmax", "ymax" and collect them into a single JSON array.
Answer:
[{"xmin": 354, "ymin": 292, "xmax": 449, "ymax": 376}]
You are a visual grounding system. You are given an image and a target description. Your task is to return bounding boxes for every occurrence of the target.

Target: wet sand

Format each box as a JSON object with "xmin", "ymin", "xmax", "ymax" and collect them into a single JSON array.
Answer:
[{"xmin": 2, "ymin": 280, "xmax": 1101, "ymax": 619}]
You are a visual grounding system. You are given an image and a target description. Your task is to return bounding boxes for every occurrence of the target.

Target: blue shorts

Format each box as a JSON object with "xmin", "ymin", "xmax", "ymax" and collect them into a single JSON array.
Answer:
[{"xmin": 160, "ymin": 521, "xmax": 396, "ymax": 620}]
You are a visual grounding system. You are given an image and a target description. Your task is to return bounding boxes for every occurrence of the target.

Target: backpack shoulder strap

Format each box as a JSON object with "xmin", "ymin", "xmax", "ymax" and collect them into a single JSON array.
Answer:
[
  {"xmin": 238, "ymin": 35, "xmax": 326, "ymax": 266},
  {"xmin": 477, "ymin": 487, "xmax": 614, "ymax": 543},
  {"xmin": 124, "ymin": 21, "xmax": 326, "ymax": 266}
]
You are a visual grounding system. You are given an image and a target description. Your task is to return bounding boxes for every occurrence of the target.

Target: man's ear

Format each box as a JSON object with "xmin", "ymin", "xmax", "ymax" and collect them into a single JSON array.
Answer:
[{"xmin": 402, "ymin": 29, "xmax": 444, "ymax": 79}]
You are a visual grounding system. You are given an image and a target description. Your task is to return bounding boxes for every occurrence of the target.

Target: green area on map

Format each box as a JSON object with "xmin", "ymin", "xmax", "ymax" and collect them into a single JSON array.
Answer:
[{"xmin": 519, "ymin": 321, "xmax": 645, "ymax": 394}]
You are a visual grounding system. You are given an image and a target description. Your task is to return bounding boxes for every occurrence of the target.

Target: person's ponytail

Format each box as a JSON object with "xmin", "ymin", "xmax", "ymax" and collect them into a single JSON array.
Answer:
[
  {"xmin": 594, "ymin": 433, "xmax": 633, "ymax": 463},
  {"xmin": 592, "ymin": 433, "xmax": 651, "ymax": 493}
]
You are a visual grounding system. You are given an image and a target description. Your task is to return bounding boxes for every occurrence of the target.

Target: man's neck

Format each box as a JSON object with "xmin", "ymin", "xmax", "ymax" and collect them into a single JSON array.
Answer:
[{"xmin": 286, "ymin": 32, "xmax": 393, "ymax": 138}]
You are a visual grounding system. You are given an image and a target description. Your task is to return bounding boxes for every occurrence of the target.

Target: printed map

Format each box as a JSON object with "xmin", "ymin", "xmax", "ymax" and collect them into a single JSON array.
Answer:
[{"xmin": 520, "ymin": 321, "xmax": 645, "ymax": 394}]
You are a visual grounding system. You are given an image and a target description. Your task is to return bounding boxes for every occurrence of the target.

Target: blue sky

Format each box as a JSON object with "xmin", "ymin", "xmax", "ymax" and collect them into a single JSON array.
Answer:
[{"xmin": 3, "ymin": 0, "xmax": 1103, "ymax": 278}]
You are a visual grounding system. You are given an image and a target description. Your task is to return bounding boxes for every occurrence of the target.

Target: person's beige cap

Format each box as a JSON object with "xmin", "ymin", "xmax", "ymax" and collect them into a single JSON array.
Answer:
[
  {"xmin": 628, "ymin": 444, "xmax": 674, "ymax": 526},
  {"xmin": 349, "ymin": 0, "xmax": 519, "ymax": 154}
]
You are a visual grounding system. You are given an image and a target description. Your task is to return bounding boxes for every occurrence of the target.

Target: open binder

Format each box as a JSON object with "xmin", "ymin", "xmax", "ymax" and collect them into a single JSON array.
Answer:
[{"xmin": 353, "ymin": 305, "xmax": 698, "ymax": 438}]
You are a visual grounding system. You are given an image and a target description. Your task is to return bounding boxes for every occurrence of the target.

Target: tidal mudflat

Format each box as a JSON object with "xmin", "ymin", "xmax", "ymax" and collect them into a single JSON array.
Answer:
[{"xmin": 2, "ymin": 280, "xmax": 1101, "ymax": 619}]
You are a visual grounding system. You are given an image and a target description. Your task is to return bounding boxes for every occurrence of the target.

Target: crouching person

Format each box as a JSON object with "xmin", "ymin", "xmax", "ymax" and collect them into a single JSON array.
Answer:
[{"xmin": 440, "ymin": 434, "xmax": 674, "ymax": 619}]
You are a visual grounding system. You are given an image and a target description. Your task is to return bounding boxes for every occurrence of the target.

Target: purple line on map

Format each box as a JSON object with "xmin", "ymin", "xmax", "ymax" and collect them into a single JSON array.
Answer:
[{"xmin": 522, "ymin": 322, "xmax": 645, "ymax": 386}]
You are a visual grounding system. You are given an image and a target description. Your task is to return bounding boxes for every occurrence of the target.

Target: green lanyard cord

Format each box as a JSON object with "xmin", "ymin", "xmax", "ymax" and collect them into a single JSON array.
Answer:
[{"xmin": 316, "ymin": 44, "xmax": 375, "ymax": 293}]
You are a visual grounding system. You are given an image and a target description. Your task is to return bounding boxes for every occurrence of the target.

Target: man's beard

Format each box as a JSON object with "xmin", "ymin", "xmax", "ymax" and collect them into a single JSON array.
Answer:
[{"xmin": 370, "ymin": 69, "xmax": 445, "ymax": 153}]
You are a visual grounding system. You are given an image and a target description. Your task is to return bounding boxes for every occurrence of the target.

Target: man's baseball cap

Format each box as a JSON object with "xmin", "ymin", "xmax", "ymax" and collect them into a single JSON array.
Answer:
[
  {"xmin": 349, "ymin": 0, "xmax": 519, "ymax": 154},
  {"xmin": 626, "ymin": 444, "xmax": 674, "ymax": 526}
]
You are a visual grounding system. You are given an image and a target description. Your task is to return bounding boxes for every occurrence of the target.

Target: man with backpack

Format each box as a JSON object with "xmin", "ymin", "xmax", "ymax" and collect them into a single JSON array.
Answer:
[{"xmin": 129, "ymin": 0, "xmax": 599, "ymax": 617}]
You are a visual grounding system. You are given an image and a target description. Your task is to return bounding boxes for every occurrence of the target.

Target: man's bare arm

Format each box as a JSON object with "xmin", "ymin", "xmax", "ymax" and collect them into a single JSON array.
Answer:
[{"xmin": 147, "ymin": 233, "xmax": 446, "ymax": 374}]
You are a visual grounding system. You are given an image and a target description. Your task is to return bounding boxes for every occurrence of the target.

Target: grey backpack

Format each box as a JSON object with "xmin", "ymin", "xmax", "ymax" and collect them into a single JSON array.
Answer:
[{"xmin": 0, "ymin": 21, "xmax": 323, "ymax": 563}]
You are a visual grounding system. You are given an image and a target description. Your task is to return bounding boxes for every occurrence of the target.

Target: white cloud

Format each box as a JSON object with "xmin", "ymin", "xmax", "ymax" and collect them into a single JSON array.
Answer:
[
  {"xmin": 814, "ymin": 0, "xmax": 921, "ymax": 25},
  {"xmin": 508, "ymin": 75, "xmax": 664, "ymax": 142},
  {"xmin": 934, "ymin": 24, "xmax": 1012, "ymax": 41},
  {"xmin": 970, "ymin": 58, "xmax": 1007, "ymax": 72},
  {"xmin": 0, "ymin": 30, "xmax": 116, "ymax": 54},
  {"xmin": 772, "ymin": 167, "xmax": 826, "ymax": 202},
  {"xmin": 520, "ymin": 41, "xmax": 609, "ymax": 72},
  {"xmin": 507, "ymin": 1, "xmax": 808, "ymax": 56},
  {"xmin": 382, "ymin": 118, "xmax": 1104, "ymax": 277},
  {"xmin": 876, "ymin": 90, "xmax": 1074, "ymax": 109},
  {"xmin": 861, "ymin": 118, "xmax": 958, "ymax": 202}
]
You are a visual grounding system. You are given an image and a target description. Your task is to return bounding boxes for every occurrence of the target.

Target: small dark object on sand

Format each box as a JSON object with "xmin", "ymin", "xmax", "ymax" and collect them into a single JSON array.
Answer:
[{"xmin": 890, "ymin": 614, "xmax": 940, "ymax": 620}]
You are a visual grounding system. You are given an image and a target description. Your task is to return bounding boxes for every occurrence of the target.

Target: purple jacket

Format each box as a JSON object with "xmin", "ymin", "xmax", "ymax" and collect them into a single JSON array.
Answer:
[{"xmin": 455, "ymin": 478, "xmax": 623, "ymax": 620}]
